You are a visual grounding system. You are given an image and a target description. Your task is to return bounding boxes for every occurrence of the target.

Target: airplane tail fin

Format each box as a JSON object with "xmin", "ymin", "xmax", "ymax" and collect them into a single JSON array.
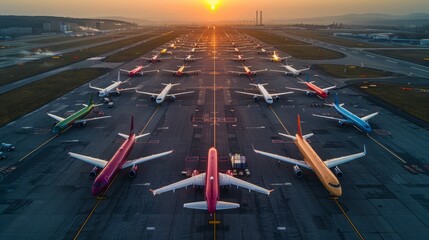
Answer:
[
  {"xmin": 88, "ymin": 93, "xmax": 93, "ymax": 106},
  {"xmin": 297, "ymin": 114, "xmax": 302, "ymax": 137},
  {"xmin": 334, "ymin": 93, "xmax": 339, "ymax": 105},
  {"xmin": 130, "ymin": 115, "xmax": 134, "ymax": 135}
]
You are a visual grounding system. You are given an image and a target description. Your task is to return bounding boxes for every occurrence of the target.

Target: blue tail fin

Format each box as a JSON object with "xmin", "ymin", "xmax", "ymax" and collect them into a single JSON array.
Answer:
[
  {"xmin": 334, "ymin": 93, "xmax": 339, "ymax": 105},
  {"xmin": 305, "ymin": 74, "xmax": 310, "ymax": 83}
]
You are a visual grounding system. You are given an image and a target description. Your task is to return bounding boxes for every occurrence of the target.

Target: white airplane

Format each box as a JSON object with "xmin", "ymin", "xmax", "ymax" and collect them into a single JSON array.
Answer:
[
  {"xmin": 270, "ymin": 64, "xmax": 310, "ymax": 77},
  {"xmin": 229, "ymin": 55, "xmax": 253, "ymax": 62},
  {"xmin": 163, "ymin": 65, "xmax": 201, "ymax": 76},
  {"xmin": 257, "ymin": 47, "xmax": 272, "ymax": 54},
  {"xmin": 143, "ymin": 54, "xmax": 171, "ymax": 63},
  {"xmin": 181, "ymin": 47, "xmax": 206, "ymax": 53},
  {"xmin": 228, "ymin": 65, "xmax": 268, "ymax": 77},
  {"xmin": 260, "ymin": 51, "xmax": 290, "ymax": 62},
  {"xmin": 89, "ymin": 72, "xmax": 137, "ymax": 98},
  {"xmin": 135, "ymin": 83, "xmax": 194, "ymax": 104},
  {"xmin": 236, "ymin": 83, "xmax": 293, "ymax": 105},
  {"xmin": 175, "ymin": 55, "xmax": 202, "ymax": 62}
]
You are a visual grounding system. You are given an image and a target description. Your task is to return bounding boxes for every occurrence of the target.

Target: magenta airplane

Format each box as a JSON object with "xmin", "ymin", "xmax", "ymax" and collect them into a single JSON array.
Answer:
[
  {"xmin": 151, "ymin": 147, "xmax": 272, "ymax": 215},
  {"xmin": 68, "ymin": 116, "xmax": 173, "ymax": 196}
]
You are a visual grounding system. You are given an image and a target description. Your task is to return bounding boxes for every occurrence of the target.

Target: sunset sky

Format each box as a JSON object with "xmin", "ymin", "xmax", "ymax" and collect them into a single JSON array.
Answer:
[{"xmin": 2, "ymin": 0, "xmax": 429, "ymax": 22}]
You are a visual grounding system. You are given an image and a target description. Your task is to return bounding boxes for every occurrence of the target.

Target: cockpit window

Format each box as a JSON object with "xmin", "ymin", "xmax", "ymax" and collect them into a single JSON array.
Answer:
[{"xmin": 328, "ymin": 182, "xmax": 341, "ymax": 188}]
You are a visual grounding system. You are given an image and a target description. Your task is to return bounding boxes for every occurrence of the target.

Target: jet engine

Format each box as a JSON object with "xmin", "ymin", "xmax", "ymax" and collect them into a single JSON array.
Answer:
[
  {"xmin": 293, "ymin": 165, "xmax": 303, "ymax": 177},
  {"xmin": 253, "ymin": 96, "xmax": 259, "ymax": 102},
  {"xmin": 191, "ymin": 170, "xmax": 199, "ymax": 177},
  {"xmin": 333, "ymin": 166, "xmax": 343, "ymax": 177},
  {"xmin": 170, "ymin": 95, "xmax": 176, "ymax": 101},
  {"xmin": 226, "ymin": 170, "xmax": 233, "ymax": 176},
  {"xmin": 274, "ymin": 95, "xmax": 280, "ymax": 101},
  {"xmin": 128, "ymin": 165, "xmax": 138, "ymax": 177},
  {"xmin": 150, "ymin": 95, "xmax": 156, "ymax": 101},
  {"xmin": 80, "ymin": 121, "xmax": 87, "ymax": 127},
  {"xmin": 89, "ymin": 166, "xmax": 99, "ymax": 178},
  {"xmin": 338, "ymin": 121, "xmax": 346, "ymax": 127}
]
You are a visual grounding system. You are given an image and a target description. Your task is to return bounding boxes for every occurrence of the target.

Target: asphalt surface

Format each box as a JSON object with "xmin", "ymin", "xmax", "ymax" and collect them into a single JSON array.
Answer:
[{"xmin": 0, "ymin": 26, "xmax": 428, "ymax": 240}]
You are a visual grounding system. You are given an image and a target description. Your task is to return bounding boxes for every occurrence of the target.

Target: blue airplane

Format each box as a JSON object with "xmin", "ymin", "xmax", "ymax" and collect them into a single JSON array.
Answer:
[{"xmin": 312, "ymin": 93, "xmax": 378, "ymax": 133}]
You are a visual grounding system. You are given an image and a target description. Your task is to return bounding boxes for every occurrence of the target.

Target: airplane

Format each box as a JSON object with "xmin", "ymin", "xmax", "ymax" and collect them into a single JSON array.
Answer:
[
  {"xmin": 229, "ymin": 55, "xmax": 253, "ymax": 62},
  {"xmin": 135, "ymin": 83, "xmax": 194, "ymax": 104},
  {"xmin": 253, "ymin": 114, "xmax": 366, "ymax": 197},
  {"xmin": 89, "ymin": 72, "xmax": 137, "ymax": 98},
  {"xmin": 285, "ymin": 76, "xmax": 336, "ymax": 100},
  {"xmin": 47, "ymin": 94, "xmax": 111, "ymax": 134},
  {"xmin": 163, "ymin": 64, "xmax": 201, "ymax": 76},
  {"xmin": 150, "ymin": 147, "xmax": 272, "ymax": 215},
  {"xmin": 260, "ymin": 51, "xmax": 290, "ymax": 62},
  {"xmin": 68, "ymin": 116, "xmax": 173, "ymax": 196},
  {"xmin": 168, "ymin": 43, "xmax": 180, "ymax": 49},
  {"xmin": 119, "ymin": 64, "xmax": 159, "ymax": 77},
  {"xmin": 175, "ymin": 55, "xmax": 202, "ymax": 62},
  {"xmin": 270, "ymin": 64, "xmax": 310, "ymax": 77},
  {"xmin": 312, "ymin": 94, "xmax": 379, "ymax": 133},
  {"xmin": 257, "ymin": 47, "xmax": 273, "ymax": 54},
  {"xmin": 143, "ymin": 54, "xmax": 171, "ymax": 63},
  {"xmin": 181, "ymin": 47, "xmax": 206, "ymax": 53},
  {"xmin": 227, "ymin": 47, "xmax": 247, "ymax": 54},
  {"xmin": 228, "ymin": 65, "xmax": 268, "ymax": 77},
  {"xmin": 236, "ymin": 83, "xmax": 293, "ymax": 105},
  {"xmin": 156, "ymin": 48, "xmax": 172, "ymax": 55}
]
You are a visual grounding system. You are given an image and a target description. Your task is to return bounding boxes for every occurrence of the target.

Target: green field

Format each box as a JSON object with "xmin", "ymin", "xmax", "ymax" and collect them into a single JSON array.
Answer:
[
  {"xmin": 367, "ymin": 49, "xmax": 429, "ymax": 67},
  {"xmin": 358, "ymin": 83, "xmax": 429, "ymax": 122},
  {"xmin": 47, "ymin": 35, "xmax": 123, "ymax": 51},
  {"xmin": 0, "ymin": 68, "xmax": 108, "ymax": 127},
  {"xmin": 104, "ymin": 32, "xmax": 183, "ymax": 62},
  {"xmin": 286, "ymin": 30, "xmax": 383, "ymax": 48},
  {"xmin": 243, "ymin": 30, "xmax": 344, "ymax": 60},
  {"xmin": 314, "ymin": 64, "xmax": 394, "ymax": 78},
  {"xmin": 0, "ymin": 33, "xmax": 157, "ymax": 87}
]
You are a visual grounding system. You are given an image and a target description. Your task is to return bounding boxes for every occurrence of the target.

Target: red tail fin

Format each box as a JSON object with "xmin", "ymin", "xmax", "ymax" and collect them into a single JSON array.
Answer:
[
  {"xmin": 297, "ymin": 114, "xmax": 302, "ymax": 137},
  {"xmin": 130, "ymin": 115, "xmax": 134, "ymax": 135}
]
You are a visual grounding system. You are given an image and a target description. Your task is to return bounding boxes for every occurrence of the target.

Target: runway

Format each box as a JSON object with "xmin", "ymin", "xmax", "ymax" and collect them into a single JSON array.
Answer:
[{"xmin": 0, "ymin": 26, "xmax": 428, "ymax": 239}]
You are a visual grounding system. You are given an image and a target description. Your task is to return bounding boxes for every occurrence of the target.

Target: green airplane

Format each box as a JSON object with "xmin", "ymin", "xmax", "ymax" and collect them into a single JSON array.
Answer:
[{"xmin": 47, "ymin": 94, "xmax": 111, "ymax": 134}]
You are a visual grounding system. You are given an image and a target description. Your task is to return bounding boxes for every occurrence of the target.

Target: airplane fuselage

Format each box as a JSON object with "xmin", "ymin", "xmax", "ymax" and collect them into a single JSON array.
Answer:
[
  {"xmin": 128, "ymin": 66, "xmax": 144, "ymax": 76},
  {"xmin": 307, "ymin": 82, "xmax": 328, "ymax": 99},
  {"xmin": 92, "ymin": 134, "xmax": 135, "ymax": 196},
  {"xmin": 257, "ymin": 84, "xmax": 273, "ymax": 104},
  {"xmin": 294, "ymin": 135, "xmax": 342, "ymax": 197},
  {"xmin": 53, "ymin": 105, "xmax": 94, "ymax": 133},
  {"xmin": 334, "ymin": 104, "xmax": 372, "ymax": 133},
  {"xmin": 205, "ymin": 147, "xmax": 220, "ymax": 215},
  {"xmin": 156, "ymin": 84, "xmax": 173, "ymax": 104},
  {"xmin": 98, "ymin": 82, "xmax": 121, "ymax": 97},
  {"xmin": 285, "ymin": 66, "xmax": 300, "ymax": 76}
]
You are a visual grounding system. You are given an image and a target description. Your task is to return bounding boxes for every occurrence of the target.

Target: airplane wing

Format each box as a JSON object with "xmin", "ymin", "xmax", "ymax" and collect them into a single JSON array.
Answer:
[
  {"xmin": 119, "ymin": 69, "xmax": 131, "ymax": 73},
  {"xmin": 272, "ymin": 91, "xmax": 294, "ymax": 96},
  {"xmin": 259, "ymin": 57, "xmax": 272, "ymax": 60},
  {"xmin": 140, "ymin": 70, "xmax": 159, "ymax": 75},
  {"xmin": 228, "ymin": 71, "xmax": 245, "ymax": 75},
  {"xmin": 135, "ymin": 89, "xmax": 159, "ymax": 96},
  {"xmin": 297, "ymin": 67, "xmax": 310, "ymax": 73},
  {"xmin": 183, "ymin": 70, "xmax": 201, "ymax": 74},
  {"xmin": 219, "ymin": 173, "xmax": 273, "ymax": 195},
  {"xmin": 157, "ymin": 57, "xmax": 171, "ymax": 60},
  {"xmin": 74, "ymin": 115, "xmax": 111, "ymax": 124},
  {"xmin": 88, "ymin": 84, "xmax": 103, "ymax": 91},
  {"xmin": 285, "ymin": 87, "xmax": 314, "ymax": 93},
  {"xmin": 47, "ymin": 113, "xmax": 65, "ymax": 122},
  {"xmin": 117, "ymin": 87, "xmax": 137, "ymax": 92},
  {"xmin": 360, "ymin": 112, "xmax": 379, "ymax": 122},
  {"xmin": 252, "ymin": 69, "xmax": 268, "ymax": 73},
  {"xmin": 167, "ymin": 91, "xmax": 195, "ymax": 97},
  {"xmin": 121, "ymin": 150, "xmax": 173, "ymax": 169},
  {"xmin": 68, "ymin": 152, "xmax": 108, "ymax": 168},
  {"xmin": 269, "ymin": 69, "xmax": 286, "ymax": 73},
  {"xmin": 151, "ymin": 173, "xmax": 206, "ymax": 195},
  {"xmin": 235, "ymin": 91, "xmax": 263, "ymax": 97},
  {"xmin": 312, "ymin": 114, "xmax": 349, "ymax": 123},
  {"xmin": 162, "ymin": 69, "xmax": 177, "ymax": 73},
  {"xmin": 321, "ymin": 86, "xmax": 337, "ymax": 92},
  {"xmin": 324, "ymin": 145, "xmax": 366, "ymax": 168},
  {"xmin": 253, "ymin": 148, "xmax": 312, "ymax": 170}
]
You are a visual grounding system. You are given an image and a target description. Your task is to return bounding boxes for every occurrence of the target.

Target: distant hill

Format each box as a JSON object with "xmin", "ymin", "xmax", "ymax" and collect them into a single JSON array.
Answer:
[
  {"xmin": 99, "ymin": 16, "xmax": 153, "ymax": 26},
  {"xmin": 274, "ymin": 13, "xmax": 429, "ymax": 26}
]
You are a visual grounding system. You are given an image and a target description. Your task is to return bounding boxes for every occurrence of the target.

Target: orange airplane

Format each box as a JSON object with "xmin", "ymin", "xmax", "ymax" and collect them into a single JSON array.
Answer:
[{"xmin": 253, "ymin": 115, "xmax": 366, "ymax": 197}]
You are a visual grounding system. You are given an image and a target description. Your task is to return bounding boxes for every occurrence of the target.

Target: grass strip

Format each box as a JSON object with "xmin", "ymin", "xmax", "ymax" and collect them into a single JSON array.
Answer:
[{"xmin": 314, "ymin": 64, "xmax": 394, "ymax": 78}]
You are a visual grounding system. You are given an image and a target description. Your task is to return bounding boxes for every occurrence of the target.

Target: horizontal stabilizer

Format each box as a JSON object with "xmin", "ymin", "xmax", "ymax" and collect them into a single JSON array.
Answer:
[
  {"xmin": 360, "ymin": 112, "xmax": 379, "ymax": 122},
  {"xmin": 278, "ymin": 132, "xmax": 296, "ymax": 140},
  {"xmin": 74, "ymin": 115, "xmax": 111, "ymax": 124},
  {"xmin": 47, "ymin": 113, "xmax": 65, "ymax": 122},
  {"xmin": 122, "ymin": 150, "xmax": 173, "ymax": 169},
  {"xmin": 216, "ymin": 201, "xmax": 240, "ymax": 210}
]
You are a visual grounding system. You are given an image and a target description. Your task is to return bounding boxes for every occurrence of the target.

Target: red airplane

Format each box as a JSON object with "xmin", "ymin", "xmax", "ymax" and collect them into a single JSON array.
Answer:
[
  {"xmin": 68, "ymin": 116, "xmax": 173, "ymax": 196},
  {"xmin": 119, "ymin": 64, "xmax": 159, "ymax": 77},
  {"xmin": 151, "ymin": 147, "xmax": 272, "ymax": 215},
  {"xmin": 228, "ymin": 65, "xmax": 268, "ymax": 77},
  {"xmin": 286, "ymin": 76, "xmax": 337, "ymax": 100}
]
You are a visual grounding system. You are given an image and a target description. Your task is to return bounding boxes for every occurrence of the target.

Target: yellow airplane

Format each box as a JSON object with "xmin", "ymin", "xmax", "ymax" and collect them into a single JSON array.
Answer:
[
  {"xmin": 158, "ymin": 48, "xmax": 172, "ymax": 55},
  {"xmin": 260, "ymin": 51, "xmax": 290, "ymax": 62},
  {"xmin": 253, "ymin": 115, "xmax": 366, "ymax": 197}
]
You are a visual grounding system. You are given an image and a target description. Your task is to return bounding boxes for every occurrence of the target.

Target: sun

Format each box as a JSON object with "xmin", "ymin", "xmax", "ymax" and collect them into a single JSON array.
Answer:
[
  {"xmin": 206, "ymin": 0, "xmax": 219, "ymax": 11},
  {"xmin": 211, "ymin": 4, "xmax": 216, "ymax": 10}
]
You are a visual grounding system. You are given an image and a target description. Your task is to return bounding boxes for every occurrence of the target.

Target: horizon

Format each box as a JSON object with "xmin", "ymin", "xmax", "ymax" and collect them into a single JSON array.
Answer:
[{"xmin": 2, "ymin": 1, "xmax": 429, "ymax": 22}]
